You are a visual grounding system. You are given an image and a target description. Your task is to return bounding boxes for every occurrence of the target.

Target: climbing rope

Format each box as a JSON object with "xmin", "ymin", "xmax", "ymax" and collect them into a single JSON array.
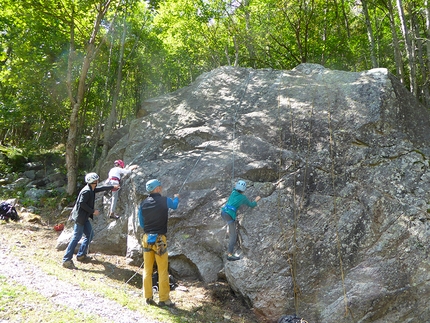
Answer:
[
  {"xmin": 116, "ymin": 69, "xmax": 257, "ymax": 289},
  {"xmin": 179, "ymin": 68, "xmax": 251, "ymax": 192},
  {"xmin": 275, "ymin": 71, "xmax": 301, "ymax": 314},
  {"xmin": 327, "ymin": 90, "xmax": 353, "ymax": 320},
  {"xmin": 231, "ymin": 69, "xmax": 254, "ymax": 185},
  {"xmin": 290, "ymin": 99, "xmax": 314, "ymax": 314},
  {"xmin": 177, "ymin": 129, "xmax": 217, "ymax": 194},
  {"xmin": 178, "ymin": 68, "xmax": 255, "ymax": 194},
  {"xmin": 276, "ymin": 69, "xmax": 317, "ymax": 315},
  {"xmin": 127, "ymin": 97, "xmax": 180, "ymax": 168}
]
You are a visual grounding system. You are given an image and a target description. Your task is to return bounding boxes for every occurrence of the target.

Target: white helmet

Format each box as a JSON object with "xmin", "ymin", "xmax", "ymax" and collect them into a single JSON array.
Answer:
[
  {"xmin": 235, "ymin": 180, "xmax": 247, "ymax": 192},
  {"xmin": 85, "ymin": 172, "xmax": 99, "ymax": 184}
]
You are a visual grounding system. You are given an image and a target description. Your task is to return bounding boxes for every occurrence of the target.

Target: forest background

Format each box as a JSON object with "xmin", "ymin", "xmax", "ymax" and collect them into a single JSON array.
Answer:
[{"xmin": 1, "ymin": 0, "xmax": 429, "ymax": 196}]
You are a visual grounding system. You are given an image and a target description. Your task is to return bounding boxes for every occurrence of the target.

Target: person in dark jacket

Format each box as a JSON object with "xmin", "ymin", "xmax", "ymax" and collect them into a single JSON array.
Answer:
[
  {"xmin": 138, "ymin": 179, "xmax": 179, "ymax": 307},
  {"xmin": 62, "ymin": 172, "xmax": 119, "ymax": 269},
  {"xmin": 221, "ymin": 180, "xmax": 260, "ymax": 261}
]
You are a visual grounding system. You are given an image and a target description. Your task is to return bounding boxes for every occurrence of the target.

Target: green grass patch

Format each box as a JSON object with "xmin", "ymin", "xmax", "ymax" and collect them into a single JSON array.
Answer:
[{"xmin": 0, "ymin": 276, "xmax": 105, "ymax": 323}]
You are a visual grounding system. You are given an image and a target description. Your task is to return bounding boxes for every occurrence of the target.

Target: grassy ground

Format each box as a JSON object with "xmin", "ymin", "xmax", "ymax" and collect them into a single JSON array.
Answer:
[{"xmin": 0, "ymin": 211, "xmax": 261, "ymax": 323}]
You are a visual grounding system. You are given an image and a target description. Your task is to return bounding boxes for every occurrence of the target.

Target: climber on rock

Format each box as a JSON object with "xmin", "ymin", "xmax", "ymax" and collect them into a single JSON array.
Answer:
[
  {"xmin": 221, "ymin": 180, "xmax": 261, "ymax": 261},
  {"xmin": 106, "ymin": 159, "xmax": 138, "ymax": 219}
]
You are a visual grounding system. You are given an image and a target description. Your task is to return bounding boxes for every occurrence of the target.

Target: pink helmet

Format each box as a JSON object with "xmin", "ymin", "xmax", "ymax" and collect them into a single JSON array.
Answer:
[{"xmin": 114, "ymin": 159, "xmax": 125, "ymax": 168}]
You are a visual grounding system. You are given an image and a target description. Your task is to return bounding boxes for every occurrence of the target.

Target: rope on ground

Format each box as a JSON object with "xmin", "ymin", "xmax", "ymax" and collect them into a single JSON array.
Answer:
[{"xmin": 124, "ymin": 261, "xmax": 144, "ymax": 289}]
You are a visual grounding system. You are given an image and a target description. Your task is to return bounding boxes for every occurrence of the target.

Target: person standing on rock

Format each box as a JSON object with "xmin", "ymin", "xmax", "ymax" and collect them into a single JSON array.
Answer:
[
  {"xmin": 62, "ymin": 172, "xmax": 119, "ymax": 269},
  {"xmin": 138, "ymin": 179, "xmax": 179, "ymax": 307},
  {"xmin": 221, "ymin": 180, "xmax": 261, "ymax": 261},
  {"xmin": 106, "ymin": 159, "xmax": 138, "ymax": 220}
]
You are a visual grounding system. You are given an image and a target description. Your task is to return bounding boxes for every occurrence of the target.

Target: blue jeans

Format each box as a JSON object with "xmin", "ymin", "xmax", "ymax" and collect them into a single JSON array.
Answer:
[
  {"xmin": 63, "ymin": 220, "xmax": 94, "ymax": 262},
  {"xmin": 221, "ymin": 211, "xmax": 237, "ymax": 254}
]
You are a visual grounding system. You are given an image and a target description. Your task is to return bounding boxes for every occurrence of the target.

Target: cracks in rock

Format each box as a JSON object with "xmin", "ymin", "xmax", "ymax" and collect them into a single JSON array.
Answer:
[{"xmin": 351, "ymin": 138, "xmax": 370, "ymax": 147}]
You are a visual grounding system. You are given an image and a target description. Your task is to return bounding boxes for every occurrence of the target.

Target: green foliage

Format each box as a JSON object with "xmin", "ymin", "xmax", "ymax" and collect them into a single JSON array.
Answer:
[
  {"xmin": 0, "ymin": 146, "xmax": 28, "ymax": 174},
  {"xmin": 0, "ymin": 0, "xmax": 429, "ymax": 174}
]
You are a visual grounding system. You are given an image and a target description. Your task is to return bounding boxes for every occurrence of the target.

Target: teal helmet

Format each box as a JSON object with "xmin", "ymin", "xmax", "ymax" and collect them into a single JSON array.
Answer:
[
  {"xmin": 146, "ymin": 179, "xmax": 161, "ymax": 192},
  {"xmin": 235, "ymin": 180, "xmax": 247, "ymax": 192}
]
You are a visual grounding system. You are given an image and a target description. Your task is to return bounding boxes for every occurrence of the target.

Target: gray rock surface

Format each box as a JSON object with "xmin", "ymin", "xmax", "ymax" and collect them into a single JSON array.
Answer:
[{"xmin": 59, "ymin": 64, "xmax": 430, "ymax": 322}]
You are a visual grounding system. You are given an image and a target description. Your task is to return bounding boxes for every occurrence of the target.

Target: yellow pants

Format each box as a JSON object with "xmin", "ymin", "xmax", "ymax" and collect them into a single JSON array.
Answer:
[{"xmin": 142, "ymin": 234, "xmax": 170, "ymax": 302}]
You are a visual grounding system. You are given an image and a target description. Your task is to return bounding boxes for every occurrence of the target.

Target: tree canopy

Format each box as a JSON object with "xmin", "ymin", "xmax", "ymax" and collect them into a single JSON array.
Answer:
[{"xmin": 1, "ymin": 0, "xmax": 429, "ymax": 193}]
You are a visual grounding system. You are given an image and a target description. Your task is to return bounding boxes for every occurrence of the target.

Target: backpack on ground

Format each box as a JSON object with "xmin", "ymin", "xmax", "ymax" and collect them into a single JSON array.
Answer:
[
  {"xmin": 152, "ymin": 271, "xmax": 178, "ymax": 292},
  {"xmin": 0, "ymin": 201, "xmax": 19, "ymax": 221}
]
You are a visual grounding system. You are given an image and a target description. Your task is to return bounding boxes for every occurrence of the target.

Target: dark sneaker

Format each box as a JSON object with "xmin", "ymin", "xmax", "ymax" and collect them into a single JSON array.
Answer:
[
  {"xmin": 109, "ymin": 214, "xmax": 120, "ymax": 219},
  {"xmin": 158, "ymin": 299, "xmax": 175, "ymax": 307},
  {"xmin": 227, "ymin": 254, "xmax": 240, "ymax": 261},
  {"xmin": 146, "ymin": 298, "xmax": 157, "ymax": 306},
  {"xmin": 76, "ymin": 255, "xmax": 93, "ymax": 262},
  {"xmin": 62, "ymin": 260, "xmax": 77, "ymax": 269}
]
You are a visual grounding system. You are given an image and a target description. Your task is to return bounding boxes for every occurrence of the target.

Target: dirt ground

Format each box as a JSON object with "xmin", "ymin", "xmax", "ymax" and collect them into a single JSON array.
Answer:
[{"xmin": 0, "ymin": 216, "xmax": 262, "ymax": 323}]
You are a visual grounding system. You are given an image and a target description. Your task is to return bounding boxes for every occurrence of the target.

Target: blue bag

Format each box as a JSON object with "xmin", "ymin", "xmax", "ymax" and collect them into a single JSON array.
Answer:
[{"xmin": 147, "ymin": 233, "xmax": 158, "ymax": 245}]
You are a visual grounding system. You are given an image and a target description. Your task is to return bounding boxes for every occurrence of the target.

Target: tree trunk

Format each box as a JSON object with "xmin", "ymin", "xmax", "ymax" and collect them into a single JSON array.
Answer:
[
  {"xmin": 411, "ymin": 9, "xmax": 430, "ymax": 106},
  {"xmin": 340, "ymin": 0, "xmax": 351, "ymax": 38},
  {"xmin": 65, "ymin": 7, "xmax": 78, "ymax": 196},
  {"xmin": 242, "ymin": 0, "xmax": 256, "ymax": 68},
  {"xmin": 385, "ymin": 0, "xmax": 405, "ymax": 84},
  {"xmin": 101, "ymin": 9, "xmax": 128, "ymax": 165},
  {"xmin": 362, "ymin": 0, "xmax": 378, "ymax": 68},
  {"xmin": 396, "ymin": 0, "xmax": 416, "ymax": 95},
  {"xmin": 65, "ymin": 0, "xmax": 114, "ymax": 195},
  {"xmin": 425, "ymin": 0, "xmax": 430, "ymax": 108},
  {"xmin": 233, "ymin": 35, "xmax": 239, "ymax": 67}
]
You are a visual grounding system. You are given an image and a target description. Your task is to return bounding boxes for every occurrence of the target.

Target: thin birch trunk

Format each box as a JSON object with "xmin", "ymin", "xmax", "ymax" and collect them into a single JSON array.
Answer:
[
  {"xmin": 362, "ymin": 0, "xmax": 378, "ymax": 68},
  {"xmin": 412, "ymin": 10, "xmax": 430, "ymax": 106},
  {"xmin": 396, "ymin": 0, "xmax": 416, "ymax": 95},
  {"xmin": 386, "ymin": 0, "xmax": 405, "ymax": 83}
]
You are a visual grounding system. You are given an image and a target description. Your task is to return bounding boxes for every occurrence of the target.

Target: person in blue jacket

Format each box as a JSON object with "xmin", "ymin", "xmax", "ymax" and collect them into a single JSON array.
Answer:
[
  {"xmin": 138, "ymin": 179, "xmax": 179, "ymax": 307},
  {"xmin": 221, "ymin": 180, "xmax": 261, "ymax": 261}
]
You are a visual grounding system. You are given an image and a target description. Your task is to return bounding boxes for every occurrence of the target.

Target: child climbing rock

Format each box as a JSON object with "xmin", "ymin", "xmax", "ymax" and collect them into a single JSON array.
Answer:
[
  {"xmin": 107, "ymin": 159, "xmax": 138, "ymax": 219},
  {"xmin": 221, "ymin": 180, "xmax": 260, "ymax": 261}
]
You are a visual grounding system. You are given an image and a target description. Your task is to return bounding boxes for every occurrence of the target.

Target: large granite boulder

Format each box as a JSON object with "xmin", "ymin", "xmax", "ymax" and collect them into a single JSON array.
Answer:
[{"xmin": 59, "ymin": 64, "xmax": 430, "ymax": 322}]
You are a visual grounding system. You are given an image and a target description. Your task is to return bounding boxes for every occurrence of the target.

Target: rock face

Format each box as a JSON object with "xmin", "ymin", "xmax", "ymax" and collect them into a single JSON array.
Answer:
[{"xmin": 59, "ymin": 64, "xmax": 430, "ymax": 322}]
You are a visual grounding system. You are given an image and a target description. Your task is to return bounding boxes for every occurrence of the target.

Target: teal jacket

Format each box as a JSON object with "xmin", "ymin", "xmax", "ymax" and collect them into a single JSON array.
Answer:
[{"xmin": 221, "ymin": 189, "xmax": 257, "ymax": 220}]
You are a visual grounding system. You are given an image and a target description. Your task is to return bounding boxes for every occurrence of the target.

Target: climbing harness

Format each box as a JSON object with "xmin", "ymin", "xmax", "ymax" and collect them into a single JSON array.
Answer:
[{"xmin": 222, "ymin": 205, "xmax": 237, "ymax": 213}]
